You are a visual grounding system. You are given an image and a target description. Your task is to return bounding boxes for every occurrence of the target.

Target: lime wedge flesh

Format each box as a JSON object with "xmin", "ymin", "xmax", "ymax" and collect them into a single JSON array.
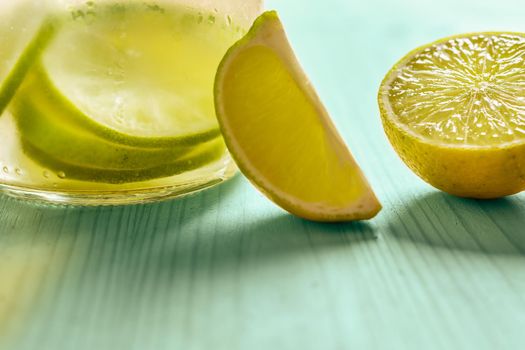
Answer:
[{"xmin": 12, "ymin": 93, "xmax": 195, "ymax": 170}]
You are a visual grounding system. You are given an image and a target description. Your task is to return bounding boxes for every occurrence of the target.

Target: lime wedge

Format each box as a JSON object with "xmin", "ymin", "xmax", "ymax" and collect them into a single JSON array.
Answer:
[{"xmin": 214, "ymin": 12, "xmax": 381, "ymax": 222}]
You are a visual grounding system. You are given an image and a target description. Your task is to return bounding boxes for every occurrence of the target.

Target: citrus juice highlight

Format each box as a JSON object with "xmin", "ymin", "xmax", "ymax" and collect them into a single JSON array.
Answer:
[{"xmin": 0, "ymin": 1, "xmax": 244, "ymax": 204}]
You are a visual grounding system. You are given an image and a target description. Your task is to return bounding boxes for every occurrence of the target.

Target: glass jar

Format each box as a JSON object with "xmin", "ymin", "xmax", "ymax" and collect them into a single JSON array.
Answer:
[{"xmin": 0, "ymin": 0, "xmax": 261, "ymax": 205}]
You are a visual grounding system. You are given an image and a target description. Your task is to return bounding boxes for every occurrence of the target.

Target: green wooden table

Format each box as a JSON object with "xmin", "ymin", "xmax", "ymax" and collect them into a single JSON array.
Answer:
[{"xmin": 1, "ymin": 0, "xmax": 525, "ymax": 349}]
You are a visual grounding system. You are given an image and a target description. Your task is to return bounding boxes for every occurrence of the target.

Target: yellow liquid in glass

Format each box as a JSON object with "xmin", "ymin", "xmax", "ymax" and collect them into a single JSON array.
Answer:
[{"xmin": 0, "ymin": 2, "xmax": 242, "ymax": 204}]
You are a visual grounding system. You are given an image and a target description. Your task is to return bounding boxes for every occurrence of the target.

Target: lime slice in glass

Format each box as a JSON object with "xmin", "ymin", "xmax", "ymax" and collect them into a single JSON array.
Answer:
[
  {"xmin": 21, "ymin": 137, "xmax": 226, "ymax": 184},
  {"xmin": 12, "ymin": 90, "xmax": 196, "ymax": 171},
  {"xmin": 35, "ymin": 3, "xmax": 236, "ymax": 148},
  {"xmin": 0, "ymin": 16, "xmax": 60, "ymax": 115}
]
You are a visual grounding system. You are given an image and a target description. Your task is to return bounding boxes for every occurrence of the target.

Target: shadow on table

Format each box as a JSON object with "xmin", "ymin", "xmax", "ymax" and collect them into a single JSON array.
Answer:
[
  {"xmin": 161, "ymin": 207, "xmax": 376, "ymax": 272},
  {"xmin": 388, "ymin": 191, "xmax": 525, "ymax": 256},
  {"xmin": 0, "ymin": 176, "xmax": 378, "ymax": 349},
  {"xmin": 0, "ymin": 174, "xmax": 377, "ymax": 295}
]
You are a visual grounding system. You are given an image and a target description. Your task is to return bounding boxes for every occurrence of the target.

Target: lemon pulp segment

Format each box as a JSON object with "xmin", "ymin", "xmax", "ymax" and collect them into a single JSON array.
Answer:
[{"xmin": 387, "ymin": 34, "xmax": 525, "ymax": 146}]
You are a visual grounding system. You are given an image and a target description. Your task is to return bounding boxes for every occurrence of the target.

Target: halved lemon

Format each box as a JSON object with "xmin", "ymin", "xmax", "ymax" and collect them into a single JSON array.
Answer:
[
  {"xmin": 379, "ymin": 32, "xmax": 525, "ymax": 198},
  {"xmin": 215, "ymin": 11, "xmax": 381, "ymax": 222}
]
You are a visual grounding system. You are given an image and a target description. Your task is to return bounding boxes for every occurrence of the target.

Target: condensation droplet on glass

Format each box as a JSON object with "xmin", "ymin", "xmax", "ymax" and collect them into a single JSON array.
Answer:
[
  {"xmin": 2, "ymin": 166, "xmax": 8, "ymax": 173},
  {"xmin": 57, "ymin": 171, "xmax": 66, "ymax": 179},
  {"xmin": 15, "ymin": 168, "xmax": 22, "ymax": 176},
  {"xmin": 226, "ymin": 15, "xmax": 232, "ymax": 26},
  {"xmin": 43, "ymin": 171, "xmax": 50, "ymax": 179}
]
